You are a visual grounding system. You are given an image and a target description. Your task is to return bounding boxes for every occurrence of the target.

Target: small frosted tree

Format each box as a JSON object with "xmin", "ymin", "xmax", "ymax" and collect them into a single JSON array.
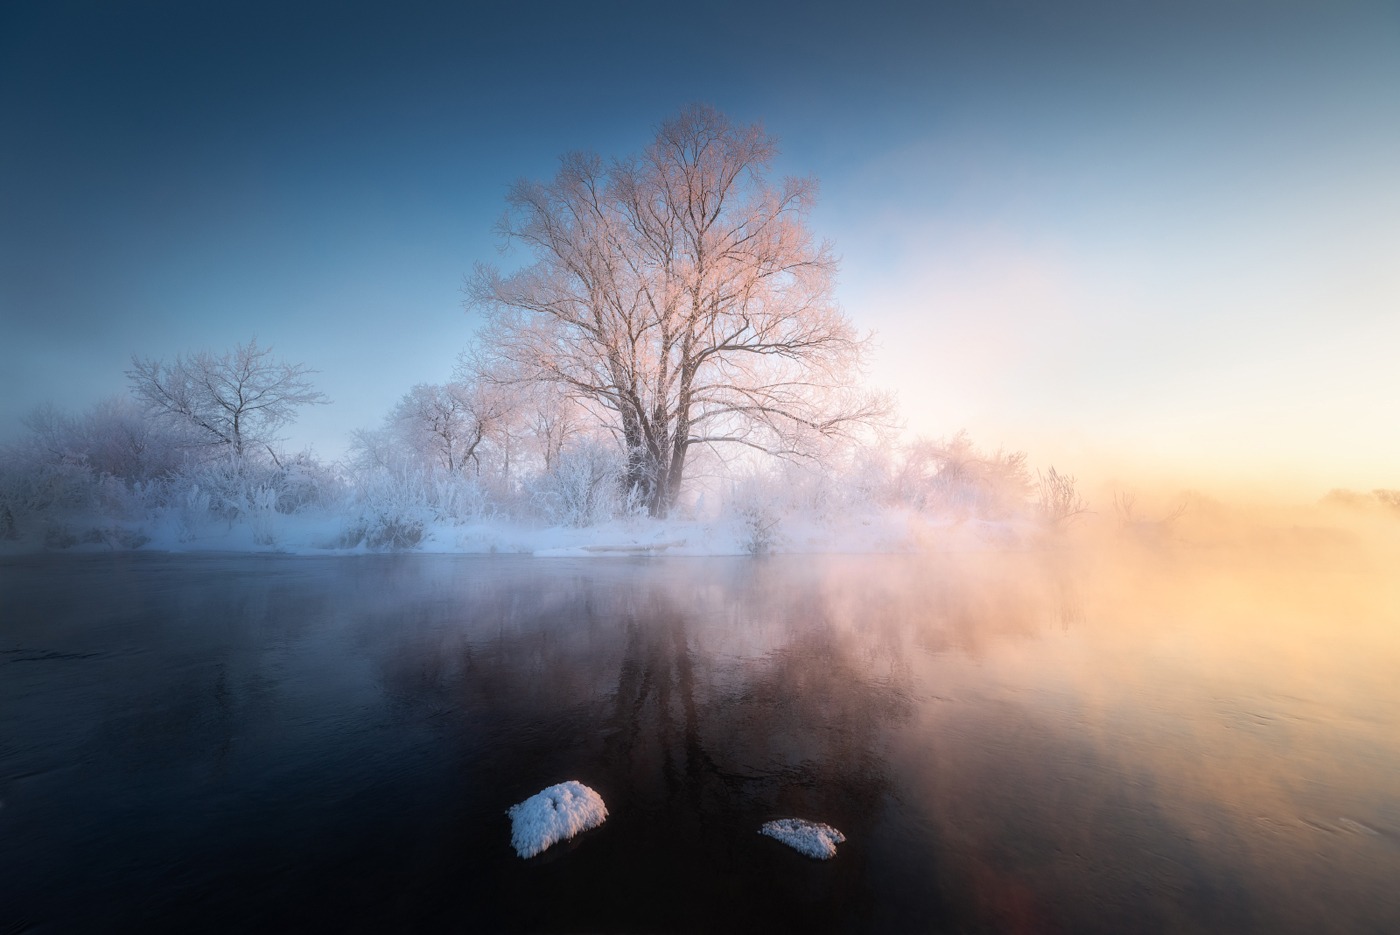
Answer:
[
  {"xmin": 468, "ymin": 104, "xmax": 891, "ymax": 516},
  {"xmin": 127, "ymin": 339, "xmax": 327, "ymax": 461},
  {"xmin": 388, "ymin": 380, "xmax": 516, "ymax": 475}
]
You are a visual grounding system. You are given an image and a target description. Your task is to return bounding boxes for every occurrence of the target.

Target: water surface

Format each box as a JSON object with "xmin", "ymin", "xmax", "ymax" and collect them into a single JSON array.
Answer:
[{"xmin": 1, "ymin": 548, "xmax": 1397, "ymax": 933}]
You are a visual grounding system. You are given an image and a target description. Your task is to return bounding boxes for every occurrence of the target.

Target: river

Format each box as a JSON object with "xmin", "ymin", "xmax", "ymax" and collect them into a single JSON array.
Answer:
[{"xmin": 2, "ymin": 547, "xmax": 1397, "ymax": 933}]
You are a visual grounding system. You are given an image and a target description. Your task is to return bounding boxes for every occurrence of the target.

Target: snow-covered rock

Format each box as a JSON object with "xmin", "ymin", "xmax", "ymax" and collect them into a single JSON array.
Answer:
[
  {"xmin": 759, "ymin": 818, "xmax": 846, "ymax": 859},
  {"xmin": 506, "ymin": 781, "xmax": 609, "ymax": 858}
]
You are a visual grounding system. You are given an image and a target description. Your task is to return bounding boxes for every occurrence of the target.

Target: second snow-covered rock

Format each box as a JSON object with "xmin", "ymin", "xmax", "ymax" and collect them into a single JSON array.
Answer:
[
  {"xmin": 506, "ymin": 781, "xmax": 608, "ymax": 858},
  {"xmin": 759, "ymin": 818, "xmax": 846, "ymax": 859}
]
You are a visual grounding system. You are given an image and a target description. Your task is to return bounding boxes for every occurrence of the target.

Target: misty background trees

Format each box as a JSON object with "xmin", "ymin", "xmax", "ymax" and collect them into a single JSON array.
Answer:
[{"xmin": 0, "ymin": 106, "xmax": 1091, "ymax": 551}]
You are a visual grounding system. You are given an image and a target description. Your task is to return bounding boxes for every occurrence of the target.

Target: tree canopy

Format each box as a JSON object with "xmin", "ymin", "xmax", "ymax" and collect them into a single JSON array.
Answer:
[{"xmin": 468, "ymin": 104, "xmax": 890, "ymax": 515}]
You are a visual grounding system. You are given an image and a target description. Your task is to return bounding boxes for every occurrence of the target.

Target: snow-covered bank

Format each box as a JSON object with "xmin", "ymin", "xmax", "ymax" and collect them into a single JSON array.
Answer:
[
  {"xmin": 1, "ymin": 505, "xmax": 1039, "ymax": 557},
  {"xmin": 0, "ymin": 422, "xmax": 1063, "ymax": 557}
]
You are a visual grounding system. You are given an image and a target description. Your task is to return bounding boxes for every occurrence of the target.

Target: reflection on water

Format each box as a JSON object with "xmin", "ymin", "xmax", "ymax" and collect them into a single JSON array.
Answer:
[{"xmin": 1, "ymin": 547, "xmax": 1397, "ymax": 933}]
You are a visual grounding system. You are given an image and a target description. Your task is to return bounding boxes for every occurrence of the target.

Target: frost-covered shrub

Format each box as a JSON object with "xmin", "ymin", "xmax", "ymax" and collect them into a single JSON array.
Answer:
[
  {"xmin": 759, "ymin": 819, "xmax": 846, "ymax": 859},
  {"xmin": 765, "ymin": 459, "xmax": 843, "ymax": 523},
  {"xmin": 162, "ymin": 454, "xmax": 343, "ymax": 534},
  {"xmin": 4, "ymin": 457, "xmax": 92, "ymax": 513},
  {"xmin": 531, "ymin": 440, "xmax": 622, "ymax": 527},
  {"xmin": 0, "ymin": 454, "xmax": 113, "ymax": 543},
  {"xmin": 726, "ymin": 478, "xmax": 785, "ymax": 554},
  {"xmin": 271, "ymin": 451, "xmax": 344, "ymax": 513},
  {"xmin": 337, "ymin": 467, "xmax": 431, "ymax": 549},
  {"xmin": 166, "ymin": 459, "xmax": 268, "ymax": 525},
  {"xmin": 338, "ymin": 462, "xmax": 501, "ymax": 548},
  {"xmin": 339, "ymin": 511, "xmax": 425, "ymax": 550},
  {"xmin": 18, "ymin": 397, "xmax": 192, "ymax": 487},
  {"xmin": 42, "ymin": 524, "xmax": 79, "ymax": 550},
  {"xmin": 245, "ymin": 486, "xmax": 279, "ymax": 545},
  {"xmin": 1036, "ymin": 467, "xmax": 1089, "ymax": 529},
  {"xmin": 848, "ymin": 432, "xmax": 1034, "ymax": 521},
  {"xmin": 738, "ymin": 502, "xmax": 782, "ymax": 554},
  {"xmin": 173, "ymin": 483, "xmax": 213, "ymax": 542},
  {"xmin": 336, "ymin": 464, "xmax": 495, "ymax": 549},
  {"xmin": 430, "ymin": 472, "xmax": 494, "ymax": 524}
]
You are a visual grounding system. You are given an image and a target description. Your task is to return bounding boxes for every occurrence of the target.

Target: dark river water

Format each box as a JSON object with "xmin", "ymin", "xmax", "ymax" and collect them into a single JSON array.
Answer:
[{"xmin": 1, "ymin": 549, "xmax": 1398, "ymax": 934}]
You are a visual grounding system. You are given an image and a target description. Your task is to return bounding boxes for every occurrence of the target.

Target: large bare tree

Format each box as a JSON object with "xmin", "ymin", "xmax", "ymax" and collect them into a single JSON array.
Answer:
[
  {"xmin": 467, "ymin": 105, "xmax": 890, "ymax": 516},
  {"xmin": 127, "ymin": 338, "xmax": 327, "ymax": 461}
]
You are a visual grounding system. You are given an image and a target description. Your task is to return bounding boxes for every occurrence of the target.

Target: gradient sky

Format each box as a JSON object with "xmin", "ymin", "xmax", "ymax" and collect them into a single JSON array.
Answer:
[{"xmin": 3, "ymin": 0, "xmax": 1397, "ymax": 496}]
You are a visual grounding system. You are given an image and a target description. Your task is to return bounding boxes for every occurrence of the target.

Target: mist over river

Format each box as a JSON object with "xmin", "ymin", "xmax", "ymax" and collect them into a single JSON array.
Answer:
[{"xmin": 2, "ymin": 547, "xmax": 1398, "ymax": 933}]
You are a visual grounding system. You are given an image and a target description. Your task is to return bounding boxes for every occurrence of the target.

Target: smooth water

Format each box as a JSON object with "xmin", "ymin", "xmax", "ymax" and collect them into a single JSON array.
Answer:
[{"xmin": 1, "ymin": 549, "xmax": 1397, "ymax": 933}]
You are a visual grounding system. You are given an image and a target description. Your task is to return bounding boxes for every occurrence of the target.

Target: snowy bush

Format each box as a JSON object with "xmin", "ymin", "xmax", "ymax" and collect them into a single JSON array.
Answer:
[
  {"xmin": 335, "ymin": 464, "xmax": 497, "ymax": 549},
  {"xmin": 531, "ymin": 440, "xmax": 622, "ymax": 527},
  {"xmin": 1036, "ymin": 466, "xmax": 1089, "ymax": 529},
  {"xmin": 245, "ymin": 486, "xmax": 279, "ymax": 545},
  {"xmin": 891, "ymin": 433, "xmax": 1033, "ymax": 520},
  {"xmin": 173, "ymin": 483, "xmax": 213, "ymax": 542},
  {"xmin": 0, "ymin": 457, "xmax": 93, "ymax": 526},
  {"xmin": 0, "ymin": 450, "xmax": 120, "ymax": 545},
  {"xmin": 430, "ymin": 472, "xmax": 494, "ymax": 524},
  {"xmin": 337, "ymin": 468, "xmax": 430, "ymax": 549},
  {"xmin": 726, "ymin": 477, "xmax": 785, "ymax": 554},
  {"xmin": 17, "ymin": 397, "xmax": 192, "ymax": 486},
  {"xmin": 271, "ymin": 450, "xmax": 344, "ymax": 513},
  {"xmin": 738, "ymin": 502, "xmax": 782, "ymax": 554},
  {"xmin": 341, "ymin": 510, "xmax": 425, "ymax": 551}
]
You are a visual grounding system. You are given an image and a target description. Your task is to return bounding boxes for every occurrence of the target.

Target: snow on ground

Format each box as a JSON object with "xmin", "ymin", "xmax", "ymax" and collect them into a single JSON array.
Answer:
[
  {"xmin": 506, "ymin": 781, "xmax": 608, "ymax": 858},
  {"xmin": 759, "ymin": 819, "xmax": 846, "ymax": 859},
  {"xmin": 8, "ymin": 506, "xmax": 1039, "ymax": 556}
]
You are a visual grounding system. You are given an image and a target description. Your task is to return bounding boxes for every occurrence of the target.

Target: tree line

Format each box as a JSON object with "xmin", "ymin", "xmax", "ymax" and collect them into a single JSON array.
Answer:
[
  {"xmin": 4, "ymin": 105, "xmax": 1093, "ymax": 543},
  {"xmin": 29, "ymin": 105, "xmax": 885, "ymax": 515}
]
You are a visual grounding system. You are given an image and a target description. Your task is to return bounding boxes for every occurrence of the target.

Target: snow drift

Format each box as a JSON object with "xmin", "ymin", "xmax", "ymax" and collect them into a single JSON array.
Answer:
[{"xmin": 507, "ymin": 781, "xmax": 608, "ymax": 858}]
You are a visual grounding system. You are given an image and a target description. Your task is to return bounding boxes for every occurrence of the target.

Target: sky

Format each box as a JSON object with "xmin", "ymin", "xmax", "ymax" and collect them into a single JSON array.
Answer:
[{"xmin": 2, "ymin": 0, "xmax": 1397, "ymax": 498}]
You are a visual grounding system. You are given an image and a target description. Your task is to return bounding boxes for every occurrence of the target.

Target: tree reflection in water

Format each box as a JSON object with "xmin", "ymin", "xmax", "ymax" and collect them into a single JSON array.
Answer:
[{"xmin": 2, "ymin": 549, "xmax": 1397, "ymax": 934}]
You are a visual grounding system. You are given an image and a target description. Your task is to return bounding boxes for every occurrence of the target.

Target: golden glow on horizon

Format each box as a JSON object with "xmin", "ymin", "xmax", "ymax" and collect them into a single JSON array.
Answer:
[{"xmin": 844, "ymin": 216, "xmax": 1400, "ymax": 498}]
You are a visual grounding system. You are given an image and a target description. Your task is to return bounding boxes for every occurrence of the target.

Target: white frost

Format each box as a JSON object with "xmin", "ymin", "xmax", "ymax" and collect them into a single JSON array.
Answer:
[
  {"xmin": 759, "ymin": 818, "xmax": 846, "ymax": 859},
  {"xmin": 506, "ymin": 781, "xmax": 608, "ymax": 858}
]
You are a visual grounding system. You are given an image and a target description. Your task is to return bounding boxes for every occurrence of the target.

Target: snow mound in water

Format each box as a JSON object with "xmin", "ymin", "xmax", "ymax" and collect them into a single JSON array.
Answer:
[
  {"xmin": 507, "ymin": 781, "xmax": 608, "ymax": 858},
  {"xmin": 759, "ymin": 818, "xmax": 846, "ymax": 859}
]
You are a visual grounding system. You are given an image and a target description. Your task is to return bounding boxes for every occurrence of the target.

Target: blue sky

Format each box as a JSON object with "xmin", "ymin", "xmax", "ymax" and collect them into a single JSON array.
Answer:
[{"xmin": 3, "ymin": 0, "xmax": 1397, "ymax": 494}]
